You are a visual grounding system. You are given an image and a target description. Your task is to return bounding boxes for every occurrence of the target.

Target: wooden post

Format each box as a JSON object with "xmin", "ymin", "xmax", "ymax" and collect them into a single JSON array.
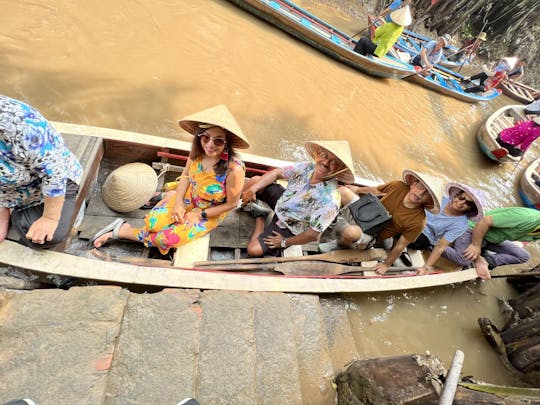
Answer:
[{"xmin": 438, "ymin": 350, "xmax": 464, "ymax": 405}]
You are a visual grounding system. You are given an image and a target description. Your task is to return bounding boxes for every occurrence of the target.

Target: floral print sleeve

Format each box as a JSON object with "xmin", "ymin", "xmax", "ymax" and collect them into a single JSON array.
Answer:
[{"xmin": 0, "ymin": 95, "xmax": 82, "ymax": 208}]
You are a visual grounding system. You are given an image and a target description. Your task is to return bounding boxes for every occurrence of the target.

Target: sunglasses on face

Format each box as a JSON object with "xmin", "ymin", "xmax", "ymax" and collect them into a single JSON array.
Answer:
[
  {"xmin": 456, "ymin": 194, "xmax": 475, "ymax": 208},
  {"xmin": 198, "ymin": 131, "xmax": 227, "ymax": 147}
]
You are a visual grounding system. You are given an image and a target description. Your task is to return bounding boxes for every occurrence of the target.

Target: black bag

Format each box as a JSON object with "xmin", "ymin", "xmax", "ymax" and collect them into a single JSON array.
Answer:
[{"xmin": 348, "ymin": 193, "xmax": 392, "ymax": 238}]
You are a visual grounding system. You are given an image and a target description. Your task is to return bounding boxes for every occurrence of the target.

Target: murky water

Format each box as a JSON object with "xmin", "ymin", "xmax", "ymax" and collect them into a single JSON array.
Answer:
[{"xmin": 1, "ymin": 0, "xmax": 538, "ymax": 385}]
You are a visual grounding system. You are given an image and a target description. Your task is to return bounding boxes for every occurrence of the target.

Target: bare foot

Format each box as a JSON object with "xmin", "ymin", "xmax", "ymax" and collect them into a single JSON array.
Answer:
[{"xmin": 475, "ymin": 256, "xmax": 491, "ymax": 280}]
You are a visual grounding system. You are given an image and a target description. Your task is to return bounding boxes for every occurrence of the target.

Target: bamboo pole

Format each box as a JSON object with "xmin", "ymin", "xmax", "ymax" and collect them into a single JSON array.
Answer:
[{"xmin": 438, "ymin": 350, "xmax": 464, "ymax": 405}]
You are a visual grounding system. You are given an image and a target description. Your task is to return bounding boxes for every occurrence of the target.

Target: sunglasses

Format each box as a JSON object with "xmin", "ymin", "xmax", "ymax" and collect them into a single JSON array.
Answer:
[
  {"xmin": 456, "ymin": 194, "xmax": 475, "ymax": 208},
  {"xmin": 198, "ymin": 132, "xmax": 227, "ymax": 147}
]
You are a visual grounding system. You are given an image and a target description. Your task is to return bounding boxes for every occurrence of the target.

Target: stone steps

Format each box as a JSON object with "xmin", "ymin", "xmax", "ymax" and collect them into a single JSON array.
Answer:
[{"xmin": 0, "ymin": 286, "xmax": 362, "ymax": 404}]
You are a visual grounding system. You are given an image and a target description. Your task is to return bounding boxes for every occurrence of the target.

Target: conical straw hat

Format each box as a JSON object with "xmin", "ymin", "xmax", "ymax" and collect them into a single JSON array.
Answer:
[
  {"xmin": 102, "ymin": 163, "xmax": 158, "ymax": 213},
  {"xmin": 477, "ymin": 32, "xmax": 487, "ymax": 41},
  {"xmin": 304, "ymin": 140, "xmax": 355, "ymax": 184},
  {"xmin": 178, "ymin": 105, "xmax": 250, "ymax": 149},
  {"xmin": 389, "ymin": 5, "xmax": 412, "ymax": 26},
  {"xmin": 445, "ymin": 182, "xmax": 486, "ymax": 221},
  {"xmin": 503, "ymin": 57, "xmax": 518, "ymax": 71},
  {"xmin": 402, "ymin": 169, "xmax": 444, "ymax": 214}
]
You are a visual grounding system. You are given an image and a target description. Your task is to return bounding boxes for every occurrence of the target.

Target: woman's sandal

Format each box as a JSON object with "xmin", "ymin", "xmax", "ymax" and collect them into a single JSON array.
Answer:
[{"xmin": 88, "ymin": 218, "xmax": 126, "ymax": 248}]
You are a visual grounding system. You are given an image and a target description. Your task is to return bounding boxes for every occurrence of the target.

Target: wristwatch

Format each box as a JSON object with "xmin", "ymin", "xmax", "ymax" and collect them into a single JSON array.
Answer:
[
  {"xmin": 201, "ymin": 209, "xmax": 208, "ymax": 220},
  {"xmin": 280, "ymin": 238, "xmax": 287, "ymax": 248}
]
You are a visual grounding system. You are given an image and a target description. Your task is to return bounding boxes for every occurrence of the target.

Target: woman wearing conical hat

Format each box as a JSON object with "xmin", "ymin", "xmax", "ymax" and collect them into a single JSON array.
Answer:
[
  {"xmin": 91, "ymin": 105, "xmax": 249, "ymax": 254},
  {"xmin": 241, "ymin": 140, "xmax": 355, "ymax": 258},
  {"xmin": 353, "ymin": 5, "xmax": 412, "ymax": 58}
]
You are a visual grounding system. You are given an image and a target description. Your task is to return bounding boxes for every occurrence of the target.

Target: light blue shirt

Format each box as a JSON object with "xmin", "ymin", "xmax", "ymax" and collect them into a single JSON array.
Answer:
[{"xmin": 423, "ymin": 196, "xmax": 469, "ymax": 245}]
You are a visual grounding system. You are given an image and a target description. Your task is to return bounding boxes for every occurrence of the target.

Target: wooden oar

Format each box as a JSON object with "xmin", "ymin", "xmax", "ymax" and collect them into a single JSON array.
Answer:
[
  {"xmin": 196, "ymin": 260, "xmax": 421, "ymax": 277},
  {"xmin": 194, "ymin": 248, "xmax": 387, "ymax": 267},
  {"xmin": 492, "ymin": 270, "xmax": 540, "ymax": 278}
]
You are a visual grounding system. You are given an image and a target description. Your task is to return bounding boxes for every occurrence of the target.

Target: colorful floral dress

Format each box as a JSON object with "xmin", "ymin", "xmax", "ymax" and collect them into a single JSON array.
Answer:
[{"xmin": 135, "ymin": 157, "xmax": 243, "ymax": 254}]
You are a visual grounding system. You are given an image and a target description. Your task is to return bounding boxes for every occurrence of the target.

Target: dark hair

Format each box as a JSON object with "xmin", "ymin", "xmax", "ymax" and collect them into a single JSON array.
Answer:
[{"xmin": 189, "ymin": 126, "xmax": 238, "ymax": 176}]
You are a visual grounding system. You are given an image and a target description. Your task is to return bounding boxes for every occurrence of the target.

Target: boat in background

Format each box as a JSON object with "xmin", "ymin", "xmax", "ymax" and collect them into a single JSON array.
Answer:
[
  {"xmin": 519, "ymin": 156, "xmax": 540, "ymax": 210},
  {"xmin": 226, "ymin": 0, "xmax": 416, "ymax": 79},
  {"xmin": 477, "ymin": 105, "xmax": 527, "ymax": 163},
  {"xmin": 0, "ymin": 121, "xmax": 481, "ymax": 293},
  {"xmin": 501, "ymin": 80, "xmax": 540, "ymax": 104},
  {"xmin": 368, "ymin": 17, "xmax": 500, "ymax": 103}
]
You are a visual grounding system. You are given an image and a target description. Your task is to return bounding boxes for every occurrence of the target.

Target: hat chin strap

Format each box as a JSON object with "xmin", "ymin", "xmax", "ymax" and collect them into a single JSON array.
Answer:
[{"xmin": 322, "ymin": 167, "xmax": 349, "ymax": 180}]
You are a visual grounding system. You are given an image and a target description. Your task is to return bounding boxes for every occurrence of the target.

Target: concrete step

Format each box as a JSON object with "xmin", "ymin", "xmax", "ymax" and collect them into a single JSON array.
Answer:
[
  {"xmin": 289, "ymin": 294, "xmax": 336, "ymax": 404},
  {"xmin": 104, "ymin": 288, "xmax": 202, "ymax": 404},
  {"xmin": 0, "ymin": 286, "xmax": 129, "ymax": 405},
  {"xmin": 0, "ymin": 287, "xmax": 343, "ymax": 405},
  {"xmin": 320, "ymin": 296, "xmax": 359, "ymax": 373}
]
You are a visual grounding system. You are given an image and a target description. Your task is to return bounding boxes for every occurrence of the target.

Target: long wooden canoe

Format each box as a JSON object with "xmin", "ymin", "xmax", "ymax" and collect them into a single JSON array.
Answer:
[
  {"xmin": 476, "ymin": 105, "xmax": 527, "ymax": 163},
  {"xmin": 226, "ymin": 0, "xmax": 416, "ymax": 79},
  {"xmin": 0, "ymin": 122, "xmax": 481, "ymax": 293},
  {"xmin": 501, "ymin": 80, "xmax": 540, "ymax": 104},
  {"xmin": 519, "ymin": 156, "xmax": 540, "ymax": 210}
]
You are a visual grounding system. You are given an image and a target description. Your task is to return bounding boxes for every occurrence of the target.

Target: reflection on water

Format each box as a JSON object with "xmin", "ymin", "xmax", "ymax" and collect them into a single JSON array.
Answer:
[{"xmin": 1, "ymin": 0, "xmax": 539, "ymax": 385}]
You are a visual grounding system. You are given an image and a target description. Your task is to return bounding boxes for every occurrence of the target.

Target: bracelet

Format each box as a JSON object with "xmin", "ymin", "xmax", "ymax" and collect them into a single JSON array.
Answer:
[{"xmin": 201, "ymin": 209, "xmax": 208, "ymax": 220}]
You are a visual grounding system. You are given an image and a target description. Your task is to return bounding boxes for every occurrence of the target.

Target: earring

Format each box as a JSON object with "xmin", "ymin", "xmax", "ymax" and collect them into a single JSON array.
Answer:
[{"xmin": 220, "ymin": 147, "xmax": 229, "ymax": 161}]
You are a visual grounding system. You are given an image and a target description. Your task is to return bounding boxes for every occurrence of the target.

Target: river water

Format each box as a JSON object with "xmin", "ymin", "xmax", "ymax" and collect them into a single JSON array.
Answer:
[{"xmin": 1, "ymin": 0, "xmax": 538, "ymax": 386}]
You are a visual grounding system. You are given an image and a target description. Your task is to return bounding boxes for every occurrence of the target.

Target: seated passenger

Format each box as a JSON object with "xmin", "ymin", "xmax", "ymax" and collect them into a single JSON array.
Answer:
[
  {"xmin": 442, "ymin": 207, "xmax": 540, "ymax": 280},
  {"xmin": 320, "ymin": 170, "xmax": 444, "ymax": 275},
  {"xmin": 496, "ymin": 116, "xmax": 540, "ymax": 157},
  {"xmin": 410, "ymin": 34, "xmax": 451, "ymax": 74},
  {"xmin": 241, "ymin": 141, "xmax": 355, "ymax": 258},
  {"xmin": 408, "ymin": 182, "xmax": 485, "ymax": 275},
  {"xmin": 0, "ymin": 95, "xmax": 82, "ymax": 249},
  {"xmin": 91, "ymin": 105, "xmax": 249, "ymax": 255}
]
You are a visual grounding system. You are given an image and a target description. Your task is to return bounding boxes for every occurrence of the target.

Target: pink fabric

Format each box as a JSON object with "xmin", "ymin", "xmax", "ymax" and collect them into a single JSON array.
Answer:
[{"xmin": 500, "ymin": 120, "xmax": 540, "ymax": 152}]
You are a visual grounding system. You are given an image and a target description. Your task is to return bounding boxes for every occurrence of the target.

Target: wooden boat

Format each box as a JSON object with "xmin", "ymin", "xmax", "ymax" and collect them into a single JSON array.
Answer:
[
  {"xmin": 519, "ymin": 156, "xmax": 540, "ymax": 210},
  {"xmin": 501, "ymin": 80, "xmax": 540, "ymax": 104},
  {"xmin": 395, "ymin": 28, "xmax": 468, "ymax": 69},
  {"xmin": 368, "ymin": 17, "xmax": 500, "ymax": 103},
  {"xmin": 476, "ymin": 105, "xmax": 527, "ymax": 163},
  {"xmin": 0, "ymin": 122, "xmax": 481, "ymax": 293},
  {"xmin": 225, "ymin": 0, "xmax": 416, "ymax": 79}
]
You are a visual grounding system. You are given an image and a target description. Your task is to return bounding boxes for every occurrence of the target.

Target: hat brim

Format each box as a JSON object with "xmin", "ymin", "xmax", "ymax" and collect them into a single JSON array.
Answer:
[
  {"xmin": 305, "ymin": 141, "xmax": 355, "ymax": 184},
  {"xmin": 178, "ymin": 105, "xmax": 250, "ymax": 149},
  {"xmin": 445, "ymin": 182, "xmax": 485, "ymax": 221},
  {"xmin": 402, "ymin": 170, "xmax": 443, "ymax": 214}
]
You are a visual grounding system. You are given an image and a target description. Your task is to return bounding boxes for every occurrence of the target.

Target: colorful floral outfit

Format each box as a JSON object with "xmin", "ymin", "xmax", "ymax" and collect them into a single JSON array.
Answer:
[{"xmin": 135, "ymin": 157, "xmax": 244, "ymax": 254}]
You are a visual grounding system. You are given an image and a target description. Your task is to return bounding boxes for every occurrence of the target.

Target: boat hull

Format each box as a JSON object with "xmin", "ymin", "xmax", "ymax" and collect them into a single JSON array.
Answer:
[
  {"xmin": 501, "ymin": 80, "xmax": 540, "ymax": 104},
  {"xmin": 519, "ymin": 156, "xmax": 540, "ymax": 210},
  {"xmin": 0, "ymin": 122, "xmax": 479, "ymax": 293},
  {"xmin": 227, "ymin": 0, "xmax": 415, "ymax": 79},
  {"xmin": 476, "ymin": 105, "xmax": 526, "ymax": 163}
]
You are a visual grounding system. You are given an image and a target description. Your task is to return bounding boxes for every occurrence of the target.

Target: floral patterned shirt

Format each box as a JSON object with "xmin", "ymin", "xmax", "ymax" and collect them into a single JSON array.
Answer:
[
  {"xmin": 275, "ymin": 162, "xmax": 341, "ymax": 235},
  {"xmin": 0, "ymin": 95, "xmax": 82, "ymax": 209}
]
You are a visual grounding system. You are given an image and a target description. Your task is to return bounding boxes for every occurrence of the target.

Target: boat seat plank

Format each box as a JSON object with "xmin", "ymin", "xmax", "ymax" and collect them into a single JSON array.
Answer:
[
  {"xmin": 174, "ymin": 233, "xmax": 210, "ymax": 267},
  {"xmin": 84, "ymin": 193, "xmax": 149, "ymax": 219}
]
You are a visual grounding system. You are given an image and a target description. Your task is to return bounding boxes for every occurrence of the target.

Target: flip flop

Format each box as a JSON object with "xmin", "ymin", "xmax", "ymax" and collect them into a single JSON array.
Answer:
[{"xmin": 88, "ymin": 218, "xmax": 126, "ymax": 248}]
